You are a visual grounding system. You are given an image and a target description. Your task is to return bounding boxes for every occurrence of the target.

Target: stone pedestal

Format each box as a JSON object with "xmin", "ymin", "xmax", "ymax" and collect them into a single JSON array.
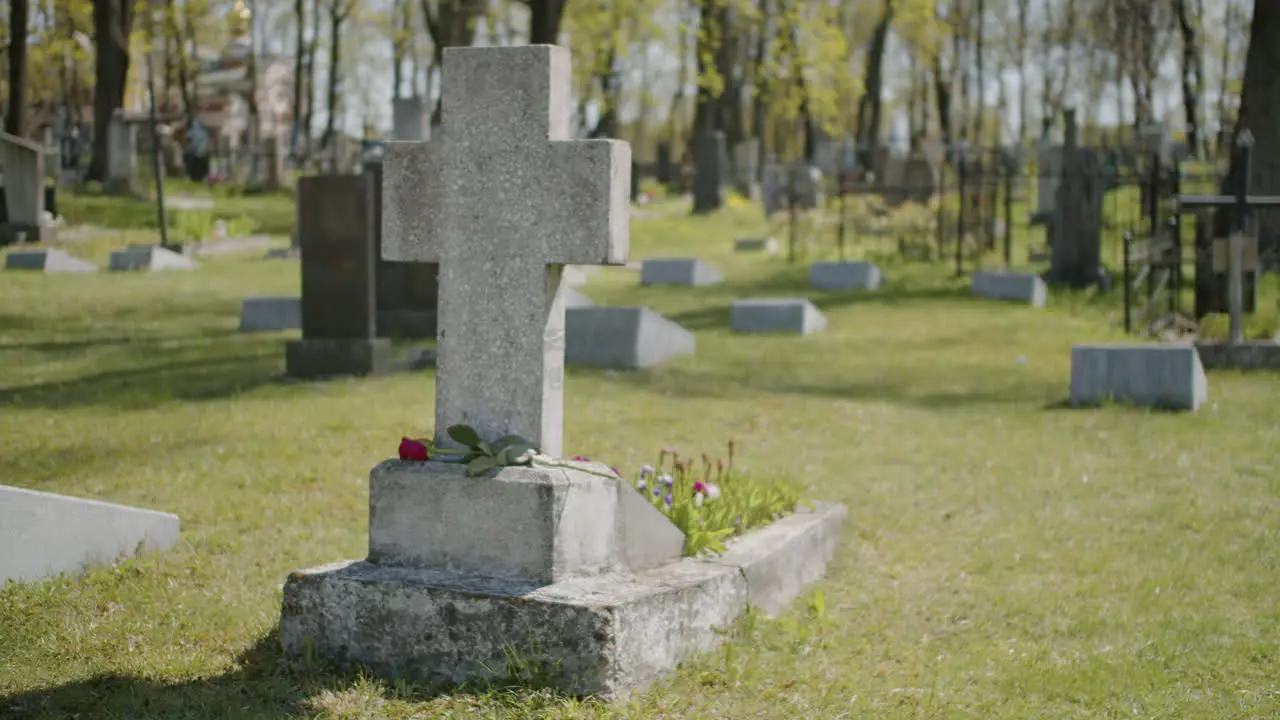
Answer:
[
  {"xmin": 280, "ymin": 460, "xmax": 846, "ymax": 698},
  {"xmin": 285, "ymin": 338, "xmax": 392, "ymax": 378}
]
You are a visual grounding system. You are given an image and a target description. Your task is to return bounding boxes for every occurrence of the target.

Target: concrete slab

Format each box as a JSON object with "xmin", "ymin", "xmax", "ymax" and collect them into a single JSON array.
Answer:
[
  {"xmin": 279, "ymin": 502, "xmax": 845, "ymax": 699},
  {"xmin": 808, "ymin": 261, "xmax": 883, "ymax": 291},
  {"xmin": 240, "ymin": 296, "xmax": 302, "ymax": 333},
  {"xmin": 566, "ymin": 306, "xmax": 695, "ymax": 369},
  {"xmin": 1070, "ymin": 344, "xmax": 1208, "ymax": 411},
  {"xmin": 1, "ymin": 485, "xmax": 180, "ymax": 585},
  {"xmin": 971, "ymin": 271, "xmax": 1046, "ymax": 307},
  {"xmin": 730, "ymin": 298, "xmax": 827, "ymax": 335},
  {"xmin": 4, "ymin": 249, "xmax": 98, "ymax": 274},
  {"xmin": 640, "ymin": 258, "xmax": 722, "ymax": 286}
]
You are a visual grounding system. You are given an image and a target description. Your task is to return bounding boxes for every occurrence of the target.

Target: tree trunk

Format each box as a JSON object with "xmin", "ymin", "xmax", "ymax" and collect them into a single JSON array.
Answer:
[
  {"xmin": 422, "ymin": 0, "xmax": 485, "ymax": 126},
  {"xmin": 972, "ymin": 0, "xmax": 985, "ymax": 146},
  {"xmin": 291, "ymin": 0, "xmax": 305, "ymax": 152},
  {"xmin": 319, "ymin": 2, "xmax": 348, "ymax": 150},
  {"xmin": 87, "ymin": 0, "xmax": 135, "ymax": 182},
  {"xmin": 168, "ymin": 0, "xmax": 194, "ymax": 121},
  {"xmin": 691, "ymin": 0, "xmax": 720, "ymax": 140},
  {"xmin": 302, "ymin": 0, "xmax": 320, "ymax": 154},
  {"xmin": 6, "ymin": 0, "xmax": 29, "ymax": 136},
  {"xmin": 751, "ymin": 0, "xmax": 768, "ymax": 178},
  {"xmin": 854, "ymin": 0, "xmax": 893, "ymax": 154},
  {"xmin": 1015, "ymin": 0, "xmax": 1028, "ymax": 146},
  {"xmin": 1172, "ymin": 0, "xmax": 1203, "ymax": 157},
  {"xmin": 527, "ymin": 0, "xmax": 567, "ymax": 45},
  {"xmin": 933, "ymin": 53, "xmax": 953, "ymax": 147},
  {"xmin": 715, "ymin": 1, "xmax": 744, "ymax": 150}
]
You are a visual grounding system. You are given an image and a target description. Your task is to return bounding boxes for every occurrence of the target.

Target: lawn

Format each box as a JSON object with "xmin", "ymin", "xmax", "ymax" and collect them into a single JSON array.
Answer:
[{"xmin": 1, "ymin": 196, "xmax": 1278, "ymax": 719}]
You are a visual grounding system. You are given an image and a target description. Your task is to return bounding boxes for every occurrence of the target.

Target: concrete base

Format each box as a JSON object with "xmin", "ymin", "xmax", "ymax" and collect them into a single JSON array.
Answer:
[
  {"xmin": 640, "ymin": 258, "xmax": 723, "ymax": 287},
  {"xmin": 285, "ymin": 338, "xmax": 393, "ymax": 379},
  {"xmin": 971, "ymin": 271, "xmax": 1047, "ymax": 307},
  {"xmin": 1070, "ymin": 344, "xmax": 1208, "ymax": 411},
  {"xmin": 240, "ymin": 296, "xmax": 301, "ymax": 333},
  {"xmin": 1193, "ymin": 341, "xmax": 1280, "ymax": 372},
  {"xmin": 1, "ymin": 485, "xmax": 180, "ymax": 585},
  {"xmin": 808, "ymin": 261, "xmax": 883, "ymax": 291},
  {"xmin": 731, "ymin": 298, "xmax": 827, "ymax": 335},
  {"xmin": 5, "ymin": 248, "xmax": 97, "ymax": 273},
  {"xmin": 279, "ymin": 502, "xmax": 846, "ymax": 699},
  {"xmin": 566, "ymin": 306, "xmax": 695, "ymax": 369},
  {"xmin": 0, "ymin": 223, "xmax": 57, "ymax": 246}
]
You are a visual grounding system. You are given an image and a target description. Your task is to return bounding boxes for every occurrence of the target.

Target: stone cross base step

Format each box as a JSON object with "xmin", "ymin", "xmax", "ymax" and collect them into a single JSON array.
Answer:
[
  {"xmin": 731, "ymin": 298, "xmax": 827, "ymax": 335},
  {"xmin": 640, "ymin": 258, "xmax": 723, "ymax": 286},
  {"xmin": 109, "ymin": 245, "xmax": 199, "ymax": 272},
  {"xmin": 971, "ymin": 271, "xmax": 1047, "ymax": 307},
  {"xmin": 1193, "ymin": 341, "xmax": 1280, "ymax": 372},
  {"xmin": 286, "ymin": 338, "xmax": 393, "ymax": 378},
  {"xmin": 1, "ymin": 485, "xmax": 180, "ymax": 586},
  {"xmin": 279, "ymin": 502, "xmax": 846, "ymax": 699},
  {"xmin": 5, "ymin": 248, "xmax": 97, "ymax": 274},
  {"xmin": 809, "ymin": 261, "xmax": 883, "ymax": 291},
  {"xmin": 1070, "ymin": 344, "xmax": 1208, "ymax": 411}
]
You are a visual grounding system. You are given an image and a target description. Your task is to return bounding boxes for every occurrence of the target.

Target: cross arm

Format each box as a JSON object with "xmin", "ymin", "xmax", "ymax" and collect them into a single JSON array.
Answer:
[
  {"xmin": 546, "ymin": 139, "xmax": 630, "ymax": 266},
  {"xmin": 382, "ymin": 141, "xmax": 445, "ymax": 262}
]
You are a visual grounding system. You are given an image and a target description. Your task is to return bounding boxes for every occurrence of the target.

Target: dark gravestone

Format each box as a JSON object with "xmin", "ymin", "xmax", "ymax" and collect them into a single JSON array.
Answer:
[
  {"xmin": 655, "ymin": 142, "xmax": 673, "ymax": 184},
  {"xmin": 1047, "ymin": 119, "xmax": 1104, "ymax": 288},
  {"xmin": 285, "ymin": 175, "xmax": 392, "ymax": 378},
  {"xmin": 631, "ymin": 159, "xmax": 641, "ymax": 201},
  {"xmin": 1194, "ymin": 211, "xmax": 1257, "ymax": 318},
  {"xmin": 364, "ymin": 159, "xmax": 439, "ymax": 338},
  {"xmin": 692, "ymin": 131, "xmax": 725, "ymax": 214}
]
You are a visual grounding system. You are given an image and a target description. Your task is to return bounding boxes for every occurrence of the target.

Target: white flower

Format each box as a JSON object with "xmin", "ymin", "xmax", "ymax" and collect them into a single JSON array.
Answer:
[
  {"xmin": 636, "ymin": 478, "xmax": 647, "ymax": 491},
  {"xmin": 659, "ymin": 474, "xmax": 673, "ymax": 488},
  {"xmin": 694, "ymin": 492, "xmax": 704, "ymax": 508},
  {"xmin": 640, "ymin": 464, "xmax": 655, "ymax": 478},
  {"xmin": 705, "ymin": 483, "xmax": 721, "ymax": 500}
]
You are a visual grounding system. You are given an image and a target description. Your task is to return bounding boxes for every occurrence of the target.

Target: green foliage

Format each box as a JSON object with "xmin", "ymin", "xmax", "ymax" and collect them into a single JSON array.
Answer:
[{"xmin": 438, "ymin": 425, "xmax": 546, "ymax": 477}]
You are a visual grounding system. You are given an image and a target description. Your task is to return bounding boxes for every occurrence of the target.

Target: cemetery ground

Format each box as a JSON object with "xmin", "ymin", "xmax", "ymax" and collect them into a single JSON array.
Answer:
[{"xmin": 2, "ymin": 197, "xmax": 1279, "ymax": 718}]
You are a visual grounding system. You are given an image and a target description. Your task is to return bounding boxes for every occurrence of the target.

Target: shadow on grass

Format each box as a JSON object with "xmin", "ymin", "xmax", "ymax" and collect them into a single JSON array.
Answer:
[{"xmin": 0, "ymin": 631, "xmax": 588, "ymax": 720}]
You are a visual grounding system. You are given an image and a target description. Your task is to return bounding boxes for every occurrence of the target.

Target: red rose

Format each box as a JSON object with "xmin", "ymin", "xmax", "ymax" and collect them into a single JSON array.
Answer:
[{"xmin": 399, "ymin": 437, "xmax": 430, "ymax": 461}]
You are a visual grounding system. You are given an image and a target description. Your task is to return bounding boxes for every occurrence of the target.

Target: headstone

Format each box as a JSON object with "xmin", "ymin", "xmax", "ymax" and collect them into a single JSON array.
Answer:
[
  {"xmin": 239, "ymin": 295, "xmax": 302, "ymax": 333},
  {"xmin": 104, "ymin": 117, "xmax": 136, "ymax": 195},
  {"xmin": 808, "ymin": 261, "xmax": 883, "ymax": 291},
  {"xmin": 786, "ymin": 164, "xmax": 824, "ymax": 209},
  {"xmin": 1070, "ymin": 344, "xmax": 1208, "ymax": 411},
  {"xmin": 0, "ymin": 131, "xmax": 54, "ymax": 243},
  {"xmin": 1048, "ymin": 112, "xmax": 1104, "ymax": 287},
  {"xmin": 281, "ymin": 47, "xmax": 834, "ymax": 699},
  {"xmin": 731, "ymin": 139, "xmax": 760, "ymax": 197},
  {"xmin": 392, "ymin": 96, "xmax": 427, "ymax": 141},
  {"xmin": 108, "ymin": 245, "xmax": 199, "ymax": 272},
  {"xmin": 566, "ymin": 306, "xmax": 696, "ymax": 368},
  {"xmin": 971, "ymin": 270, "xmax": 1048, "ymax": 307},
  {"xmin": 262, "ymin": 136, "xmax": 286, "ymax": 189},
  {"xmin": 0, "ymin": 485, "xmax": 180, "ymax": 586},
  {"xmin": 364, "ymin": 158, "xmax": 438, "ymax": 338},
  {"xmin": 640, "ymin": 258, "xmax": 723, "ymax": 286},
  {"xmin": 811, "ymin": 131, "xmax": 840, "ymax": 176},
  {"xmin": 285, "ymin": 174, "xmax": 391, "ymax": 378},
  {"xmin": 5, "ymin": 249, "xmax": 97, "ymax": 273},
  {"xmin": 734, "ymin": 236, "xmax": 778, "ymax": 253},
  {"xmin": 655, "ymin": 142, "xmax": 673, "ymax": 183},
  {"xmin": 762, "ymin": 164, "xmax": 787, "ymax": 216},
  {"xmin": 1034, "ymin": 145, "xmax": 1062, "ymax": 222},
  {"xmin": 731, "ymin": 298, "xmax": 828, "ymax": 335},
  {"xmin": 692, "ymin": 130, "xmax": 725, "ymax": 213}
]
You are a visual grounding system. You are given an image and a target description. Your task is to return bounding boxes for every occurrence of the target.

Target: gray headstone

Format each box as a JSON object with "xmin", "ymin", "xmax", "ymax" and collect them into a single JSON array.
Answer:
[
  {"xmin": 381, "ymin": 45, "xmax": 630, "ymax": 458},
  {"xmin": 0, "ymin": 485, "xmax": 180, "ymax": 586},
  {"xmin": 1036, "ymin": 144, "xmax": 1062, "ymax": 218},
  {"xmin": 566, "ymin": 306, "xmax": 695, "ymax": 368},
  {"xmin": 104, "ymin": 117, "xmax": 136, "ymax": 194},
  {"xmin": 731, "ymin": 139, "xmax": 760, "ymax": 197},
  {"xmin": 692, "ymin": 131, "xmax": 725, "ymax": 214},
  {"xmin": 1070, "ymin": 344, "xmax": 1208, "ymax": 411},
  {"xmin": 735, "ymin": 236, "xmax": 778, "ymax": 254},
  {"xmin": 108, "ymin": 245, "xmax": 199, "ymax": 272},
  {"xmin": 286, "ymin": 174, "xmax": 392, "ymax": 378},
  {"xmin": 971, "ymin": 271, "xmax": 1047, "ymax": 307},
  {"xmin": 640, "ymin": 258, "xmax": 722, "ymax": 286},
  {"xmin": 730, "ymin": 298, "xmax": 828, "ymax": 335},
  {"xmin": 762, "ymin": 164, "xmax": 787, "ymax": 216},
  {"xmin": 5, "ymin": 249, "xmax": 97, "ymax": 273},
  {"xmin": 239, "ymin": 295, "xmax": 301, "ymax": 333},
  {"xmin": 0, "ymin": 131, "xmax": 46, "ymax": 227},
  {"xmin": 365, "ymin": 158, "xmax": 438, "ymax": 339},
  {"xmin": 808, "ymin": 261, "xmax": 883, "ymax": 291}
]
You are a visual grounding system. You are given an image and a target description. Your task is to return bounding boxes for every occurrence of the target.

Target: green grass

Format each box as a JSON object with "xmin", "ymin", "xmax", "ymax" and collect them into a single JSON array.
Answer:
[
  {"xmin": 58, "ymin": 180, "xmax": 295, "ymax": 239},
  {"xmin": 1, "ymin": 197, "xmax": 1279, "ymax": 718}
]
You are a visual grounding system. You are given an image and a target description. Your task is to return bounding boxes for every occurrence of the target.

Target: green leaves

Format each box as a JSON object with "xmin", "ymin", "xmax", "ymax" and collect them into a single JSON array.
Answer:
[
  {"xmin": 447, "ymin": 424, "xmax": 482, "ymax": 449},
  {"xmin": 444, "ymin": 424, "xmax": 547, "ymax": 477}
]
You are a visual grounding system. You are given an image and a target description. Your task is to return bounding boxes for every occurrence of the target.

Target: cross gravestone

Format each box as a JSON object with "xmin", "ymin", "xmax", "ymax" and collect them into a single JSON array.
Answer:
[
  {"xmin": 692, "ymin": 130, "xmax": 725, "ymax": 214},
  {"xmin": 284, "ymin": 174, "xmax": 392, "ymax": 378}
]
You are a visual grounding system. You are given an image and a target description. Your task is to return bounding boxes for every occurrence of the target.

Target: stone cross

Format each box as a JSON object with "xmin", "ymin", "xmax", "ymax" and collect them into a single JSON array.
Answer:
[{"xmin": 381, "ymin": 45, "xmax": 630, "ymax": 458}]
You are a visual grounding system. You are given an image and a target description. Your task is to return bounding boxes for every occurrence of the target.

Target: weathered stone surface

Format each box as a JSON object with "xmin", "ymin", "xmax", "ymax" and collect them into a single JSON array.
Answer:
[
  {"xmin": 1193, "ymin": 341, "xmax": 1280, "ymax": 372},
  {"xmin": 1070, "ymin": 344, "xmax": 1208, "ymax": 411},
  {"xmin": 971, "ymin": 271, "xmax": 1047, "ymax": 307},
  {"xmin": 734, "ymin": 236, "xmax": 778, "ymax": 253},
  {"xmin": 808, "ymin": 261, "xmax": 883, "ymax": 291},
  {"xmin": 365, "ymin": 157, "xmax": 438, "ymax": 340},
  {"xmin": 285, "ymin": 338, "xmax": 392, "ymax": 378},
  {"xmin": 381, "ymin": 45, "xmax": 630, "ymax": 459},
  {"xmin": 566, "ymin": 306, "xmax": 695, "ymax": 369},
  {"xmin": 278, "ymin": 502, "xmax": 846, "ymax": 699},
  {"xmin": 563, "ymin": 266, "xmax": 590, "ymax": 287},
  {"xmin": 1, "ymin": 485, "xmax": 180, "ymax": 586},
  {"xmin": 640, "ymin": 258, "xmax": 722, "ymax": 287},
  {"xmin": 564, "ymin": 288, "xmax": 595, "ymax": 308},
  {"xmin": 5, "ymin": 249, "xmax": 97, "ymax": 273},
  {"xmin": 0, "ymin": 131, "xmax": 47, "ymax": 231},
  {"xmin": 239, "ymin": 296, "xmax": 301, "ymax": 333},
  {"xmin": 731, "ymin": 298, "xmax": 827, "ymax": 335},
  {"xmin": 368, "ymin": 460, "xmax": 683, "ymax": 584},
  {"xmin": 108, "ymin": 245, "xmax": 199, "ymax": 272}
]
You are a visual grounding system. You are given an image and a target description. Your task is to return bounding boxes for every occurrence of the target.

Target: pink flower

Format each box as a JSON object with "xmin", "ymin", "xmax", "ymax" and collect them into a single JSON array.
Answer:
[
  {"xmin": 693, "ymin": 481, "xmax": 706, "ymax": 494},
  {"xmin": 399, "ymin": 437, "xmax": 430, "ymax": 461},
  {"xmin": 572, "ymin": 455, "xmax": 590, "ymax": 462}
]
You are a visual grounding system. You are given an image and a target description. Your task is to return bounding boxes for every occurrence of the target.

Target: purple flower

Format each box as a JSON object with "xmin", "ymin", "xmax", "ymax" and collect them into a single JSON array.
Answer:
[
  {"xmin": 659, "ymin": 474, "xmax": 673, "ymax": 488},
  {"xmin": 663, "ymin": 494, "xmax": 673, "ymax": 507},
  {"xmin": 653, "ymin": 488, "xmax": 661, "ymax": 497},
  {"xmin": 639, "ymin": 464, "xmax": 655, "ymax": 479}
]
